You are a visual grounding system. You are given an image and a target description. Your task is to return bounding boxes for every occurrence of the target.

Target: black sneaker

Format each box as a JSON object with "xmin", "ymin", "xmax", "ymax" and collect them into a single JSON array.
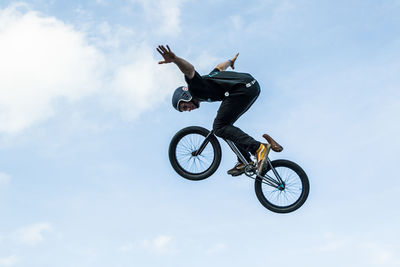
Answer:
[{"xmin": 227, "ymin": 161, "xmax": 255, "ymax": 176}]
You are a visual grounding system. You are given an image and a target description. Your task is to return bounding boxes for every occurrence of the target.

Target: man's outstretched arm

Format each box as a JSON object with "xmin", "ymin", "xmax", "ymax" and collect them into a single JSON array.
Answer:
[
  {"xmin": 215, "ymin": 52, "xmax": 239, "ymax": 71},
  {"xmin": 157, "ymin": 45, "xmax": 195, "ymax": 79}
]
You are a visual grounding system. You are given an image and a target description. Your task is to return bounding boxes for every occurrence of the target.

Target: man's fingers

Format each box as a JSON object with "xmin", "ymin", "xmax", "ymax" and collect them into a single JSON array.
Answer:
[
  {"xmin": 157, "ymin": 45, "xmax": 173, "ymax": 57},
  {"xmin": 159, "ymin": 45, "xmax": 168, "ymax": 53},
  {"xmin": 156, "ymin": 48, "xmax": 163, "ymax": 55},
  {"xmin": 158, "ymin": 60, "xmax": 166, "ymax": 64},
  {"xmin": 157, "ymin": 45, "xmax": 164, "ymax": 53}
]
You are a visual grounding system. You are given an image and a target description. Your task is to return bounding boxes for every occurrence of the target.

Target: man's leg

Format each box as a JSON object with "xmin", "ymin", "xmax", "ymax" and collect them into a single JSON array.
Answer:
[
  {"xmin": 213, "ymin": 83, "xmax": 260, "ymax": 154},
  {"xmin": 237, "ymin": 146, "xmax": 252, "ymax": 162},
  {"xmin": 213, "ymin": 83, "xmax": 261, "ymax": 175}
]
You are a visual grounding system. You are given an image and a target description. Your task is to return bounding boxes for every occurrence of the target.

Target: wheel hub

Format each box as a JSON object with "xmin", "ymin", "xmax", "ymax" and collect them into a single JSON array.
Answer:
[{"xmin": 278, "ymin": 182, "xmax": 286, "ymax": 191}]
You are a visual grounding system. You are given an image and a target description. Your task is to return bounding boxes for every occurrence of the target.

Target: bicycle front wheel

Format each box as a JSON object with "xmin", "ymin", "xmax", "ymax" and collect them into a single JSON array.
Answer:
[
  {"xmin": 169, "ymin": 126, "xmax": 221, "ymax": 181},
  {"xmin": 255, "ymin": 159, "xmax": 309, "ymax": 213}
]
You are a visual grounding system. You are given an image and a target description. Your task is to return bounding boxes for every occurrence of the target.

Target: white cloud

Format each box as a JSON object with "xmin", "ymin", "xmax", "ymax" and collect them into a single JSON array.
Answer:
[
  {"xmin": 153, "ymin": 235, "xmax": 172, "ymax": 248},
  {"xmin": 0, "ymin": 4, "xmax": 104, "ymax": 134},
  {"xmin": 94, "ymin": 22, "xmax": 134, "ymax": 50},
  {"xmin": 108, "ymin": 45, "xmax": 182, "ymax": 120},
  {"xmin": 363, "ymin": 242, "xmax": 399, "ymax": 265},
  {"xmin": 142, "ymin": 235, "xmax": 175, "ymax": 254},
  {"xmin": 0, "ymin": 172, "xmax": 11, "ymax": 186},
  {"xmin": 0, "ymin": 4, "xmax": 182, "ymax": 135},
  {"xmin": 192, "ymin": 50, "xmax": 220, "ymax": 73},
  {"xmin": 230, "ymin": 15, "xmax": 244, "ymax": 31},
  {"xmin": 131, "ymin": 0, "xmax": 186, "ymax": 36},
  {"xmin": 95, "ymin": 0, "xmax": 108, "ymax": 6},
  {"xmin": 0, "ymin": 255, "xmax": 18, "ymax": 267},
  {"xmin": 16, "ymin": 222, "xmax": 51, "ymax": 245}
]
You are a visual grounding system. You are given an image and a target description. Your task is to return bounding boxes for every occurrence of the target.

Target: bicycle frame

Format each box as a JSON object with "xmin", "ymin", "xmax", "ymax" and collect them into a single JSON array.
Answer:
[{"xmin": 193, "ymin": 130, "xmax": 284, "ymax": 188}]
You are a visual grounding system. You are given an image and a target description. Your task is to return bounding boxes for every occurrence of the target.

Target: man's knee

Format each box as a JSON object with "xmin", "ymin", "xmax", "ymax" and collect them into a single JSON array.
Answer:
[{"xmin": 213, "ymin": 123, "xmax": 226, "ymax": 138}]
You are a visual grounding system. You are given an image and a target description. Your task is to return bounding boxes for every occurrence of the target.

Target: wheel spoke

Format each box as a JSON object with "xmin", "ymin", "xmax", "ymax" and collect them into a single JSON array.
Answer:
[
  {"xmin": 260, "ymin": 166, "xmax": 303, "ymax": 208},
  {"xmin": 175, "ymin": 133, "xmax": 215, "ymax": 174}
]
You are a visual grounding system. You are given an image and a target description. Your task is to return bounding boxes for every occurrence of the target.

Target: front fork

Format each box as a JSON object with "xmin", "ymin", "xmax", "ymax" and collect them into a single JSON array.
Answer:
[
  {"xmin": 245, "ymin": 158, "xmax": 285, "ymax": 190},
  {"xmin": 192, "ymin": 130, "xmax": 214, "ymax": 156}
]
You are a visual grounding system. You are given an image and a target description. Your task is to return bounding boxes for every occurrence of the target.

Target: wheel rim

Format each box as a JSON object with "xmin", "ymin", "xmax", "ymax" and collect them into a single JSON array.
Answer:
[
  {"xmin": 261, "ymin": 166, "xmax": 303, "ymax": 208},
  {"xmin": 175, "ymin": 133, "xmax": 215, "ymax": 175}
]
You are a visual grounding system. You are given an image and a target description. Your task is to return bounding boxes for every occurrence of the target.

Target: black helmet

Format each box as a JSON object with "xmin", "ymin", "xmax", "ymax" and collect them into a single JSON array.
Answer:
[{"xmin": 172, "ymin": 86, "xmax": 192, "ymax": 111}]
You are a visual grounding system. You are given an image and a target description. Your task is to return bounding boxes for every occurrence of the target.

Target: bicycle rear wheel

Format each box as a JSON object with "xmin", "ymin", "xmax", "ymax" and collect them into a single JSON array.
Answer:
[
  {"xmin": 255, "ymin": 159, "xmax": 309, "ymax": 213},
  {"xmin": 169, "ymin": 126, "xmax": 221, "ymax": 180}
]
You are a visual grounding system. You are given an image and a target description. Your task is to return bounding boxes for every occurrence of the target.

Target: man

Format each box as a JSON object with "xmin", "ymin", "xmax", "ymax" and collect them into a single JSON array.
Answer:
[{"xmin": 157, "ymin": 45, "xmax": 282, "ymax": 176}]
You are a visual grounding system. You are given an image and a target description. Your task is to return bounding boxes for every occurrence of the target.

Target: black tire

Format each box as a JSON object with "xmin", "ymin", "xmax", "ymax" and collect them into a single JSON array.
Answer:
[
  {"xmin": 169, "ymin": 126, "xmax": 222, "ymax": 181},
  {"xmin": 255, "ymin": 159, "xmax": 309, "ymax": 213}
]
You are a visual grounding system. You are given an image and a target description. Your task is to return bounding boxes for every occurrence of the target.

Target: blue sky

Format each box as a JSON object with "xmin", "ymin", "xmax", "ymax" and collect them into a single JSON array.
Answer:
[{"xmin": 0, "ymin": 0, "xmax": 399, "ymax": 266}]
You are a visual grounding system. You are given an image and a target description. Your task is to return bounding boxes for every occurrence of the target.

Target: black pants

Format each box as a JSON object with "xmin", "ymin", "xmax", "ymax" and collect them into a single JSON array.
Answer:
[{"xmin": 212, "ymin": 81, "xmax": 261, "ymax": 162}]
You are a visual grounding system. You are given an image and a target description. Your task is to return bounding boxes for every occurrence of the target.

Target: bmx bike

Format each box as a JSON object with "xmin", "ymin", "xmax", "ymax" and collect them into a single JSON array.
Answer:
[{"xmin": 169, "ymin": 126, "xmax": 310, "ymax": 213}]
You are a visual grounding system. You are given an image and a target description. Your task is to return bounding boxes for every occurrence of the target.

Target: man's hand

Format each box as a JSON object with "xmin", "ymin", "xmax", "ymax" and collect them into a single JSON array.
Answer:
[
  {"xmin": 157, "ymin": 45, "xmax": 176, "ymax": 64},
  {"xmin": 156, "ymin": 44, "xmax": 195, "ymax": 78},
  {"xmin": 216, "ymin": 52, "xmax": 240, "ymax": 71},
  {"xmin": 230, "ymin": 53, "xmax": 239, "ymax": 70}
]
